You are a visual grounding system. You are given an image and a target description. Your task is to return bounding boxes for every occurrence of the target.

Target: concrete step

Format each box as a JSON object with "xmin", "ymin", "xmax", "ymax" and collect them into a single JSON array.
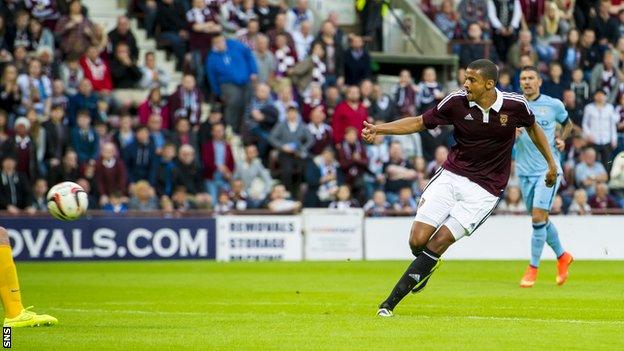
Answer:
[
  {"xmin": 83, "ymin": 0, "xmax": 124, "ymax": 12},
  {"xmin": 82, "ymin": 0, "xmax": 182, "ymax": 94}
]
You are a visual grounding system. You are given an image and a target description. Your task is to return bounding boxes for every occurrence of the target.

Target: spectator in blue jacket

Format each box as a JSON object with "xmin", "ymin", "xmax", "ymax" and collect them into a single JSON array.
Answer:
[
  {"xmin": 122, "ymin": 125, "xmax": 158, "ymax": 185},
  {"xmin": 206, "ymin": 33, "xmax": 258, "ymax": 134},
  {"xmin": 67, "ymin": 79, "xmax": 99, "ymax": 127},
  {"xmin": 70, "ymin": 110, "xmax": 99, "ymax": 165}
]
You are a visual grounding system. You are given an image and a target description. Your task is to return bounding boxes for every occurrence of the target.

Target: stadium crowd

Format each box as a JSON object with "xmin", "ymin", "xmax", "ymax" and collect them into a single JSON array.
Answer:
[{"xmin": 0, "ymin": 0, "xmax": 622, "ymax": 216}]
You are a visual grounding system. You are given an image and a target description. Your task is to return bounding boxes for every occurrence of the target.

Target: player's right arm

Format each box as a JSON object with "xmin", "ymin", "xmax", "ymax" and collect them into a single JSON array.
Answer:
[
  {"xmin": 361, "ymin": 116, "xmax": 425, "ymax": 143},
  {"xmin": 363, "ymin": 91, "xmax": 459, "ymax": 143}
]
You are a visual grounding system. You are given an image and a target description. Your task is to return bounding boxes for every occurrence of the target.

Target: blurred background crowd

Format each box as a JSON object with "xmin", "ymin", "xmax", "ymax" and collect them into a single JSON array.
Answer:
[{"xmin": 0, "ymin": 0, "xmax": 622, "ymax": 217}]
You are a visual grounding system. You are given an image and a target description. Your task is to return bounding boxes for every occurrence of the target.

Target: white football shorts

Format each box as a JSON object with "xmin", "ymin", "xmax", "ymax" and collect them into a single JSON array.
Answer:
[{"xmin": 415, "ymin": 168, "xmax": 501, "ymax": 241}]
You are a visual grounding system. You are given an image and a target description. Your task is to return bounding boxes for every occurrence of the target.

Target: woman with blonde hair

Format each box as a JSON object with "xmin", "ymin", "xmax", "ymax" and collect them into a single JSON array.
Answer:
[{"xmin": 541, "ymin": 1, "xmax": 569, "ymax": 41}]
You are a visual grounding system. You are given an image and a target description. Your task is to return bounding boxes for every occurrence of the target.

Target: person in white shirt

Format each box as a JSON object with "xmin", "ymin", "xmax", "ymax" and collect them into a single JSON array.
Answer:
[
  {"xmin": 17, "ymin": 59, "xmax": 52, "ymax": 116},
  {"xmin": 292, "ymin": 20, "xmax": 314, "ymax": 61},
  {"xmin": 139, "ymin": 51, "xmax": 170, "ymax": 89},
  {"xmin": 285, "ymin": 0, "xmax": 314, "ymax": 33},
  {"xmin": 582, "ymin": 89, "xmax": 619, "ymax": 171},
  {"xmin": 487, "ymin": 0, "xmax": 522, "ymax": 60}
]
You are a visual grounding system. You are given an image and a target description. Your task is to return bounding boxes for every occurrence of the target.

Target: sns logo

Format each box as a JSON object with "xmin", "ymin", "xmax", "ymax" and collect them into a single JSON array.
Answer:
[{"xmin": 3, "ymin": 327, "xmax": 10, "ymax": 348}]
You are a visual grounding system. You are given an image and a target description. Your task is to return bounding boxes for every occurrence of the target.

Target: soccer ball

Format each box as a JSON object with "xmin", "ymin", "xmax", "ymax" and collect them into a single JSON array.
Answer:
[{"xmin": 46, "ymin": 182, "xmax": 89, "ymax": 221}]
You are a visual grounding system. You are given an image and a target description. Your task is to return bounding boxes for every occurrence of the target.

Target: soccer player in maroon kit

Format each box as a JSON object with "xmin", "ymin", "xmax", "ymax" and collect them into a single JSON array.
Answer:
[{"xmin": 362, "ymin": 59, "xmax": 558, "ymax": 317}]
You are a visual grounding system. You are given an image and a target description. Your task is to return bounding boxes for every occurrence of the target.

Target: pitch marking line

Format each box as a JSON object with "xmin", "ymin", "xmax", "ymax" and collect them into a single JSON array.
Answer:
[{"xmin": 48, "ymin": 308, "xmax": 624, "ymax": 326}]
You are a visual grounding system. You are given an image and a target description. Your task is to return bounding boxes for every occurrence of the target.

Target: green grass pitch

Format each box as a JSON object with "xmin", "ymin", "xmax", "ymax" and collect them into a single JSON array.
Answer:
[{"xmin": 10, "ymin": 260, "xmax": 624, "ymax": 350}]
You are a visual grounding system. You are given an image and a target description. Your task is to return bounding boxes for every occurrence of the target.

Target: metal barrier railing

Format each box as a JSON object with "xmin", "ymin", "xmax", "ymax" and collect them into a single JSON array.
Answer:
[{"xmin": 1, "ymin": 208, "xmax": 623, "ymax": 218}]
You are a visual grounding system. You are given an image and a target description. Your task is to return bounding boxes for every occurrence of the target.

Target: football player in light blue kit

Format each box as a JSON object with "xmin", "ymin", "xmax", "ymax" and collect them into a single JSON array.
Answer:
[{"xmin": 516, "ymin": 66, "xmax": 574, "ymax": 288}]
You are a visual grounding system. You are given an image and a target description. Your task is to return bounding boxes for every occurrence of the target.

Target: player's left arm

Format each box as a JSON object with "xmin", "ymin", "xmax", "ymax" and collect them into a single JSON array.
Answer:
[{"xmin": 525, "ymin": 122, "xmax": 558, "ymax": 187}]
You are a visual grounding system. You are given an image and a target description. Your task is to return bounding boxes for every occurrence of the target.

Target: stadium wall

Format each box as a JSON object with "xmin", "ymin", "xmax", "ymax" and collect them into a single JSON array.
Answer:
[{"xmin": 2, "ymin": 215, "xmax": 623, "ymax": 261}]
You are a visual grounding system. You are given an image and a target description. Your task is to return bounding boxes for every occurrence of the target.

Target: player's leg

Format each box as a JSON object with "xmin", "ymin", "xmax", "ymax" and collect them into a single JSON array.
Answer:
[
  {"xmin": 520, "ymin": 207, "xmax": 548, "ymax": 288},
  {"xmin": 377, "ymin": 221, "xmax": 440, "ymax": 316},
  {"xmin": 548, "ymin": 221, "xmax": 574, "ymax": 285},
  {"xmin": 404, "ymin": 180, "xmax": 500, "ymax": 299},
  {"xmin": 377, "ymin": 170, "xmax": 453, "ymax": 316},
  {"xmin": 0, "ymin": 227, "xmax": 57, "ymax": 327},
  {"xmin": 0, "ymin": 227, "xmax": 23, "ymax": 319},
  {"xmin": 518, "ymin": 176, "xmax": 541, "ymax": 288},
  {"xmin": 535, "ymin": 174, "xmax": 574, "ymax": 285}
]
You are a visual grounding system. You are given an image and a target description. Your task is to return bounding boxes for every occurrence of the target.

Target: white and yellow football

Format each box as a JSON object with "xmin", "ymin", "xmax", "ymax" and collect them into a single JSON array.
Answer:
[{"xmin": 46, "ymin": 181, "xmax": 89, "ymax": 221}]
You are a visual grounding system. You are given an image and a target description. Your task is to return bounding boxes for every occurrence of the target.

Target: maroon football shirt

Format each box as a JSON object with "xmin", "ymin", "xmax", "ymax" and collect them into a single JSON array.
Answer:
[{"xmin": 422, "ymin": 89, "xmax": 535, "ymax": 196}]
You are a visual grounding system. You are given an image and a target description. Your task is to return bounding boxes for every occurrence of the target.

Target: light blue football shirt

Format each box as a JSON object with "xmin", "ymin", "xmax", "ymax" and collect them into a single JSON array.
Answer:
[{"xmin": 514, "ymin": 94, "xmax": 568, "ymax": 176}]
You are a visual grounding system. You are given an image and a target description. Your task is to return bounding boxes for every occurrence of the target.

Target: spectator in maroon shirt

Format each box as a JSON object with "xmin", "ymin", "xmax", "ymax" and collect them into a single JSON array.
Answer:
[
  {"xmin": 55, "ymin": 0, "xmax": 98, "ymax": 58},
  {"xmin": 95, "ymin": 141, "xmax": 128, "ymax": 207},
  {"xmin": 186, "ymin": 0, "xmax": 221, "ymax": 91},
  {"xmin": 332, "ymin": 85, "xmax": 369, "ymax": 144},
  {"xmin": 0, "ymin": 117, "xmax": 37, "ymax": 181},
  {"xmin": 168, "ymin": 74, "xmax": 203, "ymax": 128},
  {"xmin": 138, "ymin": 87, "xmax": 170, "ymax": 130},
  {"xmin": 336, "ymin": 127, "xmax": 369, "ymax": 201},
  {"xmin": 393, "ymin": 70, "xmax": 418, "ymax": 117},
  {"xmin": 25, "ymin": 0, "xmax": 61, "ymax": 30},
  {"xmin": 307, "ymin": 106, "xmax": 333, "ymax": 156},
  {"xmin": 588, "ymin": 182, "xmax": 620, "ymax": 210},
  {"xmin": 201, "ymin": 123, "xmax": 235, "ymax": 201},
  {"xmin": 186, "ymin": 0, "xmax": 221, "ymax": 56},
  {"xmin": 267, "ymin": 13, "xmax": 297, "ymax": 56},
  {"xmin": 519, "ymin": 0, "xmax": 545, "ymax": 27},
  {"xmin": 273, "ymin": 33, "xmax": 298, "ymax": 79}
]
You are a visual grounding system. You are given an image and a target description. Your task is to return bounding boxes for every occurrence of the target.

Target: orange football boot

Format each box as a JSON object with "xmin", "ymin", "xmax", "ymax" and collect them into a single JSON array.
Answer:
[
  {"xmin": 556, "ymin": 252, "xmax": 574, "ymax": 286},
  {"xmin": 520, "ymin": 265, "xmax": 538, "ymax": 288}
]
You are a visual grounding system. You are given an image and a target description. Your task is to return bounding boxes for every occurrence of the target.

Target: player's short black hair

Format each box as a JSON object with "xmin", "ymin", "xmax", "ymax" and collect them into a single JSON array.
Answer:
[
  {"xmin": 520, "ymin": 65, "xmax": 540, "ymax": 75},
  {"xmin": 467, "ymin": 59, "xmax": 499, "ymax": 83}
]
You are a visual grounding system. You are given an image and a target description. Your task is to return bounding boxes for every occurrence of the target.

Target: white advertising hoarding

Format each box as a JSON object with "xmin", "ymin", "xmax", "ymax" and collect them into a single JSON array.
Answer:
[
  {"xmin": 216, "ymin": 216, "xmax": 302, "ymax": 261},
  {"xmin": 365, "ymin": 216, "xmax": 624, "ymax": 260},
  {"xmin": 303, "ymin": 208, "xmax": 364, "ymax": 260}
]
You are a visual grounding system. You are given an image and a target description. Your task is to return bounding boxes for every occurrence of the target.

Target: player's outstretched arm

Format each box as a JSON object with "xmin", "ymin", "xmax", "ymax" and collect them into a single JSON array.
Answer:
[
  {"xmin": 361, "ymin": 116, "xmax": 425, "ymax": 143},
  {"xmin": 526, "ymin": 121, "xmax": 558, "ymax": 187}
]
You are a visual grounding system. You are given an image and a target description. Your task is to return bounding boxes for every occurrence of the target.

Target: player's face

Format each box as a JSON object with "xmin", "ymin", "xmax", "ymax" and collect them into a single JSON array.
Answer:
[
  {"xmin": 520, "ymin": 70, "xmax": 541, "ymax": 97},
  {"xmin": 463, "ymin": 69, "xmax": 493, "ymax": 101}
]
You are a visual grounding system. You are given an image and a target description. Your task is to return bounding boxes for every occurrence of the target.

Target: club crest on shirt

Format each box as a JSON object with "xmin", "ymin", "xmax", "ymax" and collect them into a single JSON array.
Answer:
[{"xmin": 499, "ymin": 114, "xmax": 508, "ymax": 126}]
